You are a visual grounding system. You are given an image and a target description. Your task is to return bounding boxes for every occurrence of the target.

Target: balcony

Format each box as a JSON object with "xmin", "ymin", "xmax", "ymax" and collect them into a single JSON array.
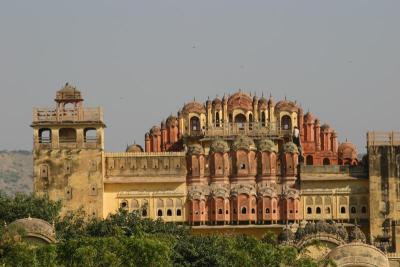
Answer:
[
  {"xmin": 32, "ymin": 107, "xmax": 103, "ymax": 124},
  {"xmin": 199, "ymin": 122, "xmax": 291, "ymax": 139}
]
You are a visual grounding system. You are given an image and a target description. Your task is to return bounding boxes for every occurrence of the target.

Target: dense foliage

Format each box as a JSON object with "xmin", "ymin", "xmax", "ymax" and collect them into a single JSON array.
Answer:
[{"xmin": 0, "ymin": 192, "xmax": 328, "ymax": 267}]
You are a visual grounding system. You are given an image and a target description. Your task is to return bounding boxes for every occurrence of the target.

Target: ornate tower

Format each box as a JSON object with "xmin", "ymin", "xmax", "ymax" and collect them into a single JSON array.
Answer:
[{"xmin": 32, "ymin": 83, "xmax": 105, "ymax": 217}]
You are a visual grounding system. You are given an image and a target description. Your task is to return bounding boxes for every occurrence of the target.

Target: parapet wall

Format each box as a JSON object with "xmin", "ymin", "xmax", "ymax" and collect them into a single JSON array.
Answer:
[{"xmin": 104, "ymin": 152, "xmax": 187, "ymax": 178}]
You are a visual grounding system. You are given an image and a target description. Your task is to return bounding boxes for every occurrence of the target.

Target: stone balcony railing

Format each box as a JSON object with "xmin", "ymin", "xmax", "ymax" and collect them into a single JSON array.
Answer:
[
  {"xmin": 32, "ymin": 107, "xmax": 103, "ymax": 123},
  {"xmin": 367, "ymin": 131, "xmax": 400, "ymax": 147},
  {"xmin": 190, "ymin": 122, "xmax": 291, "ymax": 139}
]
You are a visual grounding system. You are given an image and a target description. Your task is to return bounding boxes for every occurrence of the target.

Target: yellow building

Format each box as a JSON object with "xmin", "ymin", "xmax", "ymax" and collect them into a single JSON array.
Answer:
[{"xmin": 32, "ymin": 84, "xmax": 400, "ymax": 262}]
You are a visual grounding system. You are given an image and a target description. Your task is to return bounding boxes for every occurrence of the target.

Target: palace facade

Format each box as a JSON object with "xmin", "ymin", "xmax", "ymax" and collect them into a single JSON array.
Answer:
[{"xmin": 32, "ymin": 84, "xmax": 400, "ymax": 266}]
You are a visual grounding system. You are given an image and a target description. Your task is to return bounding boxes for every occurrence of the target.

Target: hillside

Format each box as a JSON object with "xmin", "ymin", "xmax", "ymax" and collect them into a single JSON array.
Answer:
[{"xmin": 0, "ymin": 150, "xmax": 33, "ymax": 194}]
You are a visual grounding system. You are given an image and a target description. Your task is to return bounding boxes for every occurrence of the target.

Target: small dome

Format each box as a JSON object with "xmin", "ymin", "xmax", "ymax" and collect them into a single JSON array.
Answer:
[
  {"xmin": 258, "ymin": 95, "xmax": 268, "ymax": 109},
  {"xmin": 253, "ymin": 95, "xmax": 258, "ymax": 103},
  {"xmin": 258, "ymin": 139, "xmax": 277, "ymax": 153},
  {"xmin": 231, "ymin": 135, "xmax": 256, "ymax": 151},
  {"xmin": 187, "ymin": 144, "xmax": 204, "ymax": 155},
  {"xmin": 338, "ymin": 142, "xmax": 357, "ymax": 156},
  {"xmin": 145, "ymin": 132, "xmax": 150, "ymax": 139},
  {"xmin": 275, "ymin": 99, "xmax": 298, "ymax": 112},
  {"xmin": 283, "ymin": 142, "xmax": 299, "ymax": 153},
  {"xmin": 321, "ymin": 123, "xmax": 331, "ymax": 131},
  {"xmin": 209, "ymin": 139, "xmax": 229, "ymax": 154},
  {"xmin": 304, "ymin": 112, "xmax": 315, "ymax": 122},
  {"xmin": 126, "ymin": 144, "xmax": 143, "ymax": 153},
  {"xmin": 8, "ymin": 217, "xmax": 56, "ymax": 244},
  {"xmin": 349, "ymin": 225, "xmax": 366, "ymax": 243},
  {"xmin": 182, "ymin": 101, "xmax": 206, "ymax": 115},
  {"xmin": 337, "ymin": 224, "xmax": 348, "ymax": 240},
  {"xmin": 278, "ymin": 226, "xmax": 295, "ymax": 242},
  {"xmin": 150, "ymin": 126, "xmax": 161, "ymax": 135},
  {"xmin": 212, "ymin": 96, "xmax": 222, "ymax": 108},
  {"xmin": 55, "ymin": 83, "xmax": 82, "ymax": 102},
  {"xmin": 166, "ymin": 115, "xmax": 178, "ymax": 127},
  {"xmin": 227, "ymin": 91, "xmax": 253, "ymax": 112},
  {"xmin": 327, "ymin": 242, "xmax": 389, "ymax": 267}
]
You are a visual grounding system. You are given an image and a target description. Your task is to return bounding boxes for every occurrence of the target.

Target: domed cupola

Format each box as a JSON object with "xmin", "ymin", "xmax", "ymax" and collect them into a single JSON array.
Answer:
[
  {"xmin": 258, "ymin": 94, "xmax": 268, "ymax": 110},
  {"xmin": 283, "ymin": 142, "xmax": 299, "ymax": 154},
  {"xmin": 166, "ymin": 115, "xmax": 178, "ymax": 128},
  {"xmin": 210, "ymin": 139, "xmax": 230, "ymax": 154},
  {"xmin": 126, "ymin": 144, "xmax": 144, "ymax": 153},
  {"xmin": 231, "ymin": 135, "xmax": 257, "ymax": 151},
  {"xmin": 187, "ymin": 144, "xmax": 204, "ymax": 155},
  {"xmin": 349, "ymin": 225, "xmax": 366, "ymax": 243},
  {"xmin": 258, "ymin": 139, "xmax": 277, "ymax": 153},
  {"xmin": 182, "ymin": 101, "xmax": 206, "ymax": 115},
  {"xmin": 278, "ymin": 226, "xmax": 295, "ymax": 243},
  {"xmin": 212, "ymin": 96, "xmax": 222, "ymax": 109}
]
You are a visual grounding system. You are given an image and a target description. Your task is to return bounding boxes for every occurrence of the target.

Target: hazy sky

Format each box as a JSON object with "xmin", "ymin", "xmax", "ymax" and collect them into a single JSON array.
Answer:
[{"xmin": 0, "ymin": 1, "xmax": 399, "ymax": 153}]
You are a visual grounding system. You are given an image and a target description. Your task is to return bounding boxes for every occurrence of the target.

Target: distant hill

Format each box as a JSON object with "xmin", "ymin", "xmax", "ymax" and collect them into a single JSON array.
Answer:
[{"xmin": 0, "ymin": 150, "xmax": 33, "ymax": 194}]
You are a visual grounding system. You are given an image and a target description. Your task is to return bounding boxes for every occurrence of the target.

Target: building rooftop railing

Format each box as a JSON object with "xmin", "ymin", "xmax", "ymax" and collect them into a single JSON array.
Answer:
[
  {"xmin": 367, "ymin": 132, "xmax": 400, "ymax": 147},
  {"xmin": 194, "ymin": 122, "xmax": 291, "ymax": 139},
  {"xmin": 32, "ymin": 107, "xmax": 103, "ymax": 123}
]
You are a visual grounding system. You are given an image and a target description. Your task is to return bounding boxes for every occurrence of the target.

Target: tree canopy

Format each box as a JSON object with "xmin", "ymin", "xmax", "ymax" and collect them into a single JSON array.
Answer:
[{"xmin": 0, "ymin": 192, "xmax": 327, "ymax": 267}]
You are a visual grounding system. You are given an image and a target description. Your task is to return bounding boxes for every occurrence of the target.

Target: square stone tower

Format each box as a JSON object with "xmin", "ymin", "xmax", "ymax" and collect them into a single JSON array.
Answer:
[
  {"xmin": 367, "ymin": 132, "xmax": 400, "ymax": 251},
  {"xmin": 31, "ymin": 83, "xmax": 106, "ymax": 217}
]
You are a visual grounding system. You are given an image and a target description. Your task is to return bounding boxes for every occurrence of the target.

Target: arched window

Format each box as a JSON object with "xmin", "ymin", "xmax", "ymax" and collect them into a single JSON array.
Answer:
[
  {"xmin": 240, "ymin": 163, "xmax": 246, "ymax": 170},
  {"xmin": 84, "ymin": 128, "xmax": 97, "ymax": 143},
  {"xmin": 325, "ymin": 207, "xmax": 331, "ymax": 214},
  {"xmin": 233, "ymin": 208, "xmax": 237, "ymax": 214},
  {"xmin": 229, "ymin": 114, "xmax": 233, "ymax": 123},
  {"xmin": 167, "ymin": 209, "xmax": 172, "ymax": 216},
  {"xmin": 241, "ymin": 207, "xmax": 247, "ymax": 214},
  {"xmin": 190, "ymin": 116, "xmax": 200, "ymax": 131},
  {"xmin": 273, "ymin": 209, "xmax": 276, "ymax": 214},
  {"xmin": 59, "ymin": 128, "xmax": 77, "ymax": 143},
  {"xmin": 249, "ymin": 114, "xmax": 253, "ymax": 130},
  {"xmin": 361, "ymin": 206, "xmax": 367, "ymax": 214},
  {"xmin": 176, "ymin": 209, "xmax": 182, "ymax": 216},
  {"xmin": 38, "ymin": 128, "xmax": 51, "ymax": 144},
  {"xmin": 215, "ymin": 112, "xmax": 220, "ymax": 127},
  {"xmin": 316, "ymin": 207, "xmax": 321, "ymax": 214},
  {"xmin": 261, "ymin": 111, "xmax": 266, "ymax": 127},
  {"xmin": 306, "ymin": 155, "xmax": 313, "ymax": 166},
  {"xmin": 235, "ymin": 114, "xmax": 247, "ymax": 130},
  {"xmin": 307, "ymin": 207, "xmax": 312, "ymax": 214},
  {"xmin": 266, "ymin": 208, "xmax": 270, "ymax": 214},
  {"xmin": 340, "ymin": 207, "xmax": 346, "ymax": 214},
  {"xmin": 323, "ymin": 158, "xmax": 330, "ymax": 165},
  {"xmin": 351, "ymin": 207, "xmax": 357, "ymax": 214},
  {"xmin": 281, "ymin": 115, "xmax": 292, "ymax": 131},
  {"xmin": 226, "ymin": 210, "xmax": 229, "ymax": 214},
  {"xmin": 251, "ymin": 208, "xmax": 255, "ymax": 214},
  {"xmin": 218, "ymin": 209, "xmax": 223, "ymax": 214},
  {"xmin": 142, "ymin": 209, "xmax": 148, "ymax": 217},
  {"xmin": 157, "ymin": 209, "xmax": 163, "ymax": 217},
  {"xmin": 120, "ymin": 200, "xmax": 128, "ymax": 210}
]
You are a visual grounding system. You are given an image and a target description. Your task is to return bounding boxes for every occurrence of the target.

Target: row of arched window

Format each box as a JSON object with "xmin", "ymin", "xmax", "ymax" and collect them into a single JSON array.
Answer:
[
  {"xmin": 38, "ymin": 127, "xmax": 97, "ymax": 144},
  {"xmin": 306, "ymin": 206, "xmax": 367, "ymax": 215},
  {"xmin": 305, "ymin": 155, "xmax": 331, "ymax": 166},
  {"xmin": 189, "ymin": 113, "xmax": 292, "ymax": 132}
]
